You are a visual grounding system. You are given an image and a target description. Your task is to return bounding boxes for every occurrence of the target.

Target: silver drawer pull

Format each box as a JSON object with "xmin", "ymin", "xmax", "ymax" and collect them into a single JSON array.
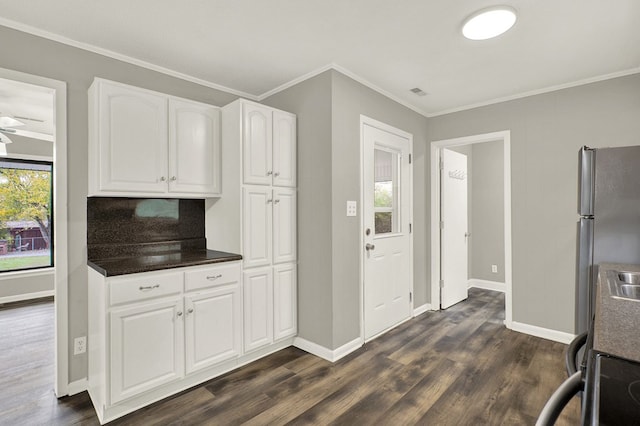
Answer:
[
  {"xmin": 139, "ymin": 284, "xmax": 160, "ymax": 291},
  {"xmin": 206, "ymin": 274, "xmax": 222, "ymax": 280}
]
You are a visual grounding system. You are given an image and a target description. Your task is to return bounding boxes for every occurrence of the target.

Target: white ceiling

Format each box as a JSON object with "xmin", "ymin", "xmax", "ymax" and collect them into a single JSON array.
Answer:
[{"xmin": 0, "ymin": 0, "xmax": 639, "ymax": 116}]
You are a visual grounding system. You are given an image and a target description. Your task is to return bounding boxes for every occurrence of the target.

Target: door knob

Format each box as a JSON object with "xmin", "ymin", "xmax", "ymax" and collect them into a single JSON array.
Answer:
[{"xmin": 365, "ymin": 243, "xmax": 375, "ymax": 251}]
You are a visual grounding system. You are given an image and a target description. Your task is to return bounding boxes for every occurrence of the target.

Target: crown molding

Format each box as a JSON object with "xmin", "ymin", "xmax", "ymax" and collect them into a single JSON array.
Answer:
[
  {"xmin": 428, "ymin": 66, "xmax": 640, "ymax": 117},
  {"xmin": 1, "ymin": 18, "xmax": 638, "ymax": 118},
  {"xmin": 0, "ymin": 17, "xmax": 258, "ymax": 101}
]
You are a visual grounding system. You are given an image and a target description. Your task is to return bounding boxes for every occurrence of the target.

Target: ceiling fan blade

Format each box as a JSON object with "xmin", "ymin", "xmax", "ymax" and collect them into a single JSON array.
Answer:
[
  {"xmin": 0, "ymin": 133, "xmax": 12, "ymax": 144},
  {"xmin": 0, "ymin": 142, "xmax": 6, "ymax": 156},
  {"xmin": 0, "ymin": 116, "xmax": 25, "ymax": 128},
  {"xmin": 0, "ymin": 127, "xmax": 17, "ymax": 134}
]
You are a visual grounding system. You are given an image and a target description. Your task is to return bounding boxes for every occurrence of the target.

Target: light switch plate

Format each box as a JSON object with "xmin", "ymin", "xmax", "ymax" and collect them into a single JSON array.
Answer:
[{"xmin": 347, "ymin": 201, "xmax": 357, "ymax": 217}]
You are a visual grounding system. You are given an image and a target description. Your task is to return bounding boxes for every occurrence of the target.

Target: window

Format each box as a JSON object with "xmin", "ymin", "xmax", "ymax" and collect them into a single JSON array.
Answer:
[
  {"xmin": 0, "ymin": 159, "xmax": 53, "ymax": 272},
  {"xmin": 374, "ymin": 148, "xmax": 400, "ymax": 234}
]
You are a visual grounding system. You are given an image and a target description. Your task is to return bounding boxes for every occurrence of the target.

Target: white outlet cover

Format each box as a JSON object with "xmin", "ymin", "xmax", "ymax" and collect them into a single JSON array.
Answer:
[
  {"xmin": 74, "ymin": 336, "xmax": 87, "ymax": 355},
  {"xmin": 347, "ymin": 201, "xmax": 357, "ymax": 217},
  {"xmin": 491, "ymin": 264, "xmax": 498, "ymax": 273}
]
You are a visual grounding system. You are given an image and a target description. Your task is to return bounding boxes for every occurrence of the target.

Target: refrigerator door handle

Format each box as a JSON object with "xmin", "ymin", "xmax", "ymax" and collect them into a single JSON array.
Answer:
[
  {"xmin": 578, "ymin": 146, "xmax": 595, "ymax": 216},
  {"xmin": 576, "ymin": 218, "xmax": 594, "ymax": 334}
]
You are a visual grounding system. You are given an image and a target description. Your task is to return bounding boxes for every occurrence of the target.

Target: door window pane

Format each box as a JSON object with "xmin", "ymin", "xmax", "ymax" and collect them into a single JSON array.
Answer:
[
  {"xmin": 0, "ymin": 159, "xmax": 53, "ymax": 272},
  {"xmin": 374, "ymin": 148, "xmax": 399, "ymax": 234}
]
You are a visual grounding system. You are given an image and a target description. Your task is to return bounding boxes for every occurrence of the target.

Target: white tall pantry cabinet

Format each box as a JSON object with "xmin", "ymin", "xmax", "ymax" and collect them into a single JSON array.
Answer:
[{"xmin": 213, "ymin": 99, "xmax": 298, "ymax": 353}]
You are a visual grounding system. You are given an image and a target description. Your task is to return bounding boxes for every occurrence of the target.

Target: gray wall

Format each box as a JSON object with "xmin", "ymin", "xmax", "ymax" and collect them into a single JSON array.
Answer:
[
  {"xmin": 0, "ymin": 24, "xmax": 238, "ymax": 381},
  {"xmin": 0, "ymin": 135, "xmax": 54, "ymax": 300},
  {"xmin": 470, "ymin": 141, "xmax": 504, "ymax": 282},
  {"xmin": 261, "ymin": 72, "xmax": 335, "ymax": 348},
  {"xmin": 428, "ymin": 73, "xmax": 640, "ymax": 333},
  {"xmin": 265, "ymin": 70, "xmax": 428, "ymax": 349}
]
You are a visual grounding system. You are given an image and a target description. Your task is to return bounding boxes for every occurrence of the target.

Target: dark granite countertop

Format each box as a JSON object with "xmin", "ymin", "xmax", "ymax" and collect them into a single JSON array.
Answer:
[{"xmin": 88, "ymin": 249, "xmax": 242, "ymax": 277}]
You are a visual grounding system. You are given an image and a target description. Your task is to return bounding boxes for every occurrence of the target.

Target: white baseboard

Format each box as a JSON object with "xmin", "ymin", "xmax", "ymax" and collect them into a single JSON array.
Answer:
[
  {"xmin": 510, "ymin": 321, "xmax": 575, "ymax": 344},
  {"xmin": 67, "ymin": 378, "xmax": 88, "ymax": 396},
  {"xmin": 0, "ymin": 290, "xmax": 54, "ymax": 305},
  {"xmin": 294, "ymin": 336, "xmax": 362, "ymax": 362},
  {"xmin": 468, "ymin": 279, "xmax": 506, "ymax": 293},
  {"xmin": 413, "ymin": 303, "xmax": 432, "ymax": 317}
]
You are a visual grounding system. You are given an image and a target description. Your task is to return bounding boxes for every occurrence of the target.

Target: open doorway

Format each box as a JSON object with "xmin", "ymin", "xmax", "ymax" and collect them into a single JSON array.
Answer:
[
  {"xmin": 0, "ymin": 68, "xmax": 68, "ymax": 396},
  {"xmin": 430, "ymin": 131, "xmax": 513, "ymax": 327}
]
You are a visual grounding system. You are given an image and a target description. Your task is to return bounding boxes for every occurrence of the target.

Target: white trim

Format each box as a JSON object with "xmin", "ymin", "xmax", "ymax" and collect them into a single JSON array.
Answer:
[
  {"xmin": 359, "ymin": 115, "xmax": 414, "ymax": 343},
  {"xmin": 293, "ymin": 337, "xmax": 363, "ymax": 363},
  {"xmin": 0, "ymin": 67, "xmax": 70, "ymax": 398},
  {"xmin": 67, "ymin": 378, "xmax": 88, "ymax": 396},
  {"xmin": 511, "ymin": 321, "xmax": 575, "ymax": 345},
  {"xmin": 0, "ymin": 267, "xmax": 54, "ymax": 280},
  {"xmin": 0, "ymin": 17, "xmax": 258, "ymax": 101},
  {"xmin": 0, "ymin": 289, "xmax": 54, "ymax": 304},
  {"xmin": 467, "ymin": 279, "xmax": 506, "ymax": 293},
  {"xmin": 257, "ymin": 63, "xmax": 334, "ymax": 100},
  {"xmin": 2, "ymin": 153, "xmax": 53, "ymax": 162},
  {"xmin": 413, "ymin": 303, "xmax": 432, "ymax": 317},
  {"xmin": 429, "ymin": 67, "xmax": 640, "ymax": 117},
  {"xmin": 430, "ymin": 131, "xmax": 513, "ymax": 328},
  {"xmin": 259, "ymin": 63, "xmax": 429, "ymax": 118}
]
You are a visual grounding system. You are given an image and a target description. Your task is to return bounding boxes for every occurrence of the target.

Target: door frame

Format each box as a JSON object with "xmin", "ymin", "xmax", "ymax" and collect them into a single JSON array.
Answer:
[
  {"xmin": 0, "ymin": 67, "xmax": 69, "ymax": 396},
  {"xmin": 430, "ymin": 130, "xmax": 513, "ymax": 327},
  {"xmin": 359, "ymin": 115, "xmax": 414, "ymax": 342}
]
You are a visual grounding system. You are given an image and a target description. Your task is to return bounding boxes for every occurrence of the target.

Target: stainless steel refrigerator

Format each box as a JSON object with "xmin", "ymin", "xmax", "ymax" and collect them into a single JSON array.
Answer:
[{"xmin": 576, "ymin": 145, "xmax": 640, "ymax": 333}]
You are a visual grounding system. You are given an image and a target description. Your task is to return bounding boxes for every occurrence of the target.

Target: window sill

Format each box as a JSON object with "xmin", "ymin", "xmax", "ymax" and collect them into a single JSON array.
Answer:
[{"xmin": 0, "ymin": 267, "xmax": 55, "ymax": 281}]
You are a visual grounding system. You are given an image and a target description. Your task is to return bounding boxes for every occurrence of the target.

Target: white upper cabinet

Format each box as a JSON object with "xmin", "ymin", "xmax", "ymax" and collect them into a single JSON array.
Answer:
[
  {"xmin": 94, "ymin": 81, "xmax": 169, "ymax": 194},
  {"xmin": 242, "ymin": 103, "xmax": 272, "ymax": 185},
  {"xmin": 89, "ymin": 78, "xmax": 221, "ymax": 198},
  {"xmin": 169, "ymin": 99, "xmax": 221, "ymax": 195},
  {"xmin": 272, "ymin": 110, "xmax": 296, "ymax": 188},
  {"xmin": 242, "ymin": 102, "xmax": 295, "ymax": 187}
]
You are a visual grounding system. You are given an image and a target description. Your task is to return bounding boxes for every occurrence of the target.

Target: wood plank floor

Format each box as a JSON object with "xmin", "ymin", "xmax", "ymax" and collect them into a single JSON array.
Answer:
[{"xmin": 0, "ymin": 289, "xmax": 580, "ymax": 425}]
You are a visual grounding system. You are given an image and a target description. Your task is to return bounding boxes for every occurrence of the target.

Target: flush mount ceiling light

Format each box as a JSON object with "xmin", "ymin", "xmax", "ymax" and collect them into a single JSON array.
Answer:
[{"xmin": 462, "ymin": 6, "xmax": 517, "ymax": 40}]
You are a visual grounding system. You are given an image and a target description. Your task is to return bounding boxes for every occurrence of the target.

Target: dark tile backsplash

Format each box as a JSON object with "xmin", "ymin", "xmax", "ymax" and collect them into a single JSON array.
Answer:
[{"xmin": 87, "ymin": 197, "xmax": 205, "ymax": 260}]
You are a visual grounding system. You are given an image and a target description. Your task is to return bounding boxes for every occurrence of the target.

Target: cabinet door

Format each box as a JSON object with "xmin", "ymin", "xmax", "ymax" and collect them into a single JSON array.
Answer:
[
  {"xmin": 98, "ymin": 81, "xmax": 168, "ymax": 193},
  {"xmin": 243, "ymin": 268, "xmax": 273, "ymax": 352},
  {"xmin": 242, "ymin": 103, "xmax": 273, "ymax": 185},
  {"xmin": 274, "ymin": 264, "xmax": 297, "ymax": 340},
  {"xmin": 272, "ymin": 110, "xmax": 296, "ymax": 188},
  {"xmin": 243, "ymin": 186, "xmax": 272, "ymax": 268},
  {"xmin": 110, "ymin": 298, "xmax": 184, "ymax": 404},
  {"xmin": 184, "ymin": 284, "xmax": 241, "ymax": 374},
  {"xmin": 168, "ymin": 99, "xmax": 221, "ymax": 195},
  {"xmin": 273, "ymin": 188, "xmax": 297, "ymax": 264}
]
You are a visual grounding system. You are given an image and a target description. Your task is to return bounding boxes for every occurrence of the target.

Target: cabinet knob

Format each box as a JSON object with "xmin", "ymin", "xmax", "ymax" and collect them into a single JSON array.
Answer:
[
  {"xmin": 160, "ymin": 176, "xmax": 167, "ymax": 182},
  {"xmin": 274, "ymin": 199, "xmax": 280, "ymax": 204},
  {"xmin": 170, "ymin": 176, "xmax": 177, "ymax": 181},
  {"xmin": 187, "ymin": 308, "xmax": 194, "ymax": 314},
  {"xmin": 266, "ymin": 171, "xmax": 273, "ymax": 176},
  {"xmin": 177, "ymin": 311, "xmax": 183, "ymax": 317},
  {"xmin": 267, "ymin": 199, "xmax": 273, "ymax": 204},
  {"xmin": 274, "ymin": 172, "xmax": 280, "ymax": 177}
]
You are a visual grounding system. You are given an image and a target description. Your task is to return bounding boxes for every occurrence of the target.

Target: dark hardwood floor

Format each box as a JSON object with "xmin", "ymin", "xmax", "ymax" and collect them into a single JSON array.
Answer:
[{"xmin": 0, "ymin": 289, "xmax": 580, "ymax": 425}]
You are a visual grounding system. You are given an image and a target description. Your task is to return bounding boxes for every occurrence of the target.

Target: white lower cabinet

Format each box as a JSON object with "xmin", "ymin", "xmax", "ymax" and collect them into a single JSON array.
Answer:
[
  {"xmin": 243, "ymin": 263, "xmax": 297, "ymax": 353},
  {"xmin": 185, "ymin": 284, "xmax": 241, "ymax": 374},
  {"xmin": 89, "ymin": 261, "xmax": 278, "ymax": 425},
  {"xmin": 243, "ymin": 268, "xmax": 273, "ymax": 352},
  {"xmin": 274, "ymin": 264, "xmax": 297, "ymax": 340},
  {"xmin": 110, "ymin": 297, "xmax": 184, "ymax": 404}
]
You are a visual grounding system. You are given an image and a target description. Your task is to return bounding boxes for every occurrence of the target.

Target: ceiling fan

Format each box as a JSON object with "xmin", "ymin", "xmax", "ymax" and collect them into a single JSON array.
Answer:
[{"xmin": 0, "ymin": 116, "xmax": 23, "ymax": 155}]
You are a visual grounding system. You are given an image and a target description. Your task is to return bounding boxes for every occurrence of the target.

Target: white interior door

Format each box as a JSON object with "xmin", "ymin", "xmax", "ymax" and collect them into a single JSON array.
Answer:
[
  {"xmin": 363, "ymin": 123, "xmax": 412, "ymax": 340},
  {"xmin": 441, "ymin": 148, "xmax": 469, "ymax": 309}
]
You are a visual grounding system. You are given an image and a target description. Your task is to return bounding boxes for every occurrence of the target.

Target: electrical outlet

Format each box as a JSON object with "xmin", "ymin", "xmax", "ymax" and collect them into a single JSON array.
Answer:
[
  {"xmin": 346, "ymin": 201, "xmax": 357, "ymax": 217},
  {"xmin": 491, "ymin": 264, "xmax": 498, "ymax": 273},
  {"xmin": 74, "ymin": 336, "xmax": 87, "ymax": 355}
]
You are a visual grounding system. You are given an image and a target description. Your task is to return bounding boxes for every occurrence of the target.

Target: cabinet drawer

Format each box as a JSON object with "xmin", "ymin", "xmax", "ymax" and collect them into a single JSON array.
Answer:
[
  {"xmin": 109, "ymin": 271, "xmax": 183, "ymax": 306},
  {"xmin": 185, "ymin": 262, "xmax": 240, "ymax": 292}
]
